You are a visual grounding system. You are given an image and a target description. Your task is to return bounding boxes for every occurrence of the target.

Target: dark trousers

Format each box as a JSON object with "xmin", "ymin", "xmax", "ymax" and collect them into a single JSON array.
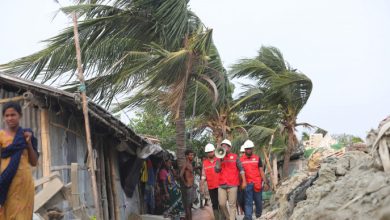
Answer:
[
  {"xmin": 209, "ymin": 188, "xmax": 219, "ymax": 210},
  {"xmin": 243, "ymin": 183, "xmax": 263, "ymax": 220},
  {"xmin": 237, "ymin": 188, "xmax": 245, "ymax": 212}
]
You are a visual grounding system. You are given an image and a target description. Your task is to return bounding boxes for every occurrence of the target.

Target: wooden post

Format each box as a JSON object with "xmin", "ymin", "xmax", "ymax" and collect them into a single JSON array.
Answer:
[
  {"xmin": 0, "ymin": 96, "xmax": 24, "ymax": 104},
  {"xmin": 70, "ymin": 163, "xmax": 80, "ymax": 209},
  {"xmin": 99, "ymin": 145, "xmax": 109, "ymax": 220},
  {"xmin": 261, "ymin": 148, "xmax": 276, "ymax": 191},
  {"xmin": 109, "ymin": 148, "xmax": 120, "ymax": 220},
  {"xmin": 272, "ymin": 154, "xmax": 278, "ymax": 186},
  {"xmin": 72, "ymin": 12, "xmax": 102, "ymax": 220},
  {"xmin": 40, "ymin": 109, "xmax": 51, "ymax": 187},
  {"xmin": 70, "ymin": 163, "xmax": 89, "ymax": 219},
  {"xmin": 104, "ymin": 147, "xmax": 115, "ymax": 219}
]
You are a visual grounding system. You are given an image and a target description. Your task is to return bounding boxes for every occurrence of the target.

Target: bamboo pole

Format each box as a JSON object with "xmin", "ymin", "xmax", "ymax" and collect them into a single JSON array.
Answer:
[
  {"xmin": 109, "ymin": 147, "xmax": 120, "ymax": 219},
  {"xmin": 272, "ymin": 154, "xmax": 278, "ymax": 186},
  {"xmin": 104, "ymin": 147, "xmax": 115, "ymax": 219},
  {"xmin": 72, "ymin": 12, "xmax": 102, "ymax": 220},
  {"xmin": 40, "ymin": 109, "xmax": 51, "ymax": 187},
  {"xmin": 261, "ymin": 148, "xmax": 276, "ymax": 191},
  {"xmin": 0, "ymin": 96, "xmax": 24, "ymax": 104},
  {"xmin": 99, "ymin": 146, "xmax": 109, "ymax": 220},
  {"xmin": 262, "ymin": 134, "xmax": 277, "ymax": 191}
]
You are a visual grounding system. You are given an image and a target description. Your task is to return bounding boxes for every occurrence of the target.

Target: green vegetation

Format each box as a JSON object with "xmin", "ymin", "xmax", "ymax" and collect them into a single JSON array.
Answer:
[
  {"xmin": 231, "ymin": 46, "xmax": 313, "ymax": 178},
  {"xmin": 129, "ymin": 107, "xmax": 176, "ymax": 150},
  {"xmin": 331, "ymin": 143, "xmax": 345, "ymax": 150},
  {"xmin": 332, "ymin": 134, "xmax": 364, "ymax": 146},
  {"xmin": 304, "ymin": 148, "xmax": 316, "ymax": 158}
]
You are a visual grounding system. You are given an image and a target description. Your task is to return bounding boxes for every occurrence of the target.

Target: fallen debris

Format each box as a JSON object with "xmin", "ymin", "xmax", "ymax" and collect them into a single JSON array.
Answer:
[
  {"xmin": 369, "ymin": 116, "xmax": 390, "ymax": 172},
  {"xmin": 261, "ymin": 116, "xmax": 390, "ymax": 220},
  {"xmin": 290, "ymin": 151, "xmax": 390, "ymax": 220}
]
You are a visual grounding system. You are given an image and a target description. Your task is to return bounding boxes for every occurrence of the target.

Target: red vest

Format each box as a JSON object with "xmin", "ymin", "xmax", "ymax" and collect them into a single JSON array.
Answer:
[
  {"xmin": 203, "ymin": 158, "xmax": 220, "ymax": 189},
  {"xmin": 240, "ymin": 154, "xmax": 262, "ymax": 191},
  {"xmin": 219, "ymin": 153, "xmax": 240, "ymax": 186}
]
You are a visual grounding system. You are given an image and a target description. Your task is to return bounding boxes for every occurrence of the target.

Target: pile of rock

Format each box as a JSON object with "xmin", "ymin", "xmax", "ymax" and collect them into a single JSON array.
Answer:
[
  {"xmin": 368, "ymin": 116, "xmax": 390, "ymax": 172},
  {"xmin": 259, "ymin": 117, "xmax": 390, "ymax": 220},
  {"xmin": 345, "ymin": 142, "xmax": 369, "ymax": 153},
  {"xmin": 290, "ymin": 151, "xmax": 390, "ymax": 220}
]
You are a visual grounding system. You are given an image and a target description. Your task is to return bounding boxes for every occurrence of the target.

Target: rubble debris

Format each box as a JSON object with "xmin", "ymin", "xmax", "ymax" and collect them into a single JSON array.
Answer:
[
  {"xmin": 290, "ymin": 151, "xmax": 390, "ymax": 220},
  {"xmin": 258, "ymin": 117, "xmax": 390, "ymax": 220},
  {"xmin": 269, "ymin": 172, "xmax": 317, "ymax": 220},
  {"xmin": 346, "ymin": 142, "xmax": 368, "ymax": 153},
  {"xmin": 263, "ymin": 150, "xmax": 390, "ymax": 219},
  {"xmin": 307, "ymin": 148, "xmax": 344, "ymax": 172},
  {"xmin": 258, "ymin": 209, "xmax": 278, "ymax": 220},
  {"xmin": 46, "ymin": 207, "xmax": 64, "ymax": 220},
  {"xmin": 307, "ymin": 152, "xmax": 321, "ymax": 172},
  {"xmin": 369, "ymin": 117, "xmax": 390, "ymax": 172}
]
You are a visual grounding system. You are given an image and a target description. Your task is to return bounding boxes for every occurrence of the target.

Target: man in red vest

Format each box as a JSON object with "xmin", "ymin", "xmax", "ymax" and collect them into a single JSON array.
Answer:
[
  {"xmin": 215, "ymin": 139, "xmax": 247, "ymax": 220},
  {"xmin": 240, "ymin": 140, "xmax": 269, "ymax": 219},
  {"xmin": 200, "ymin": 143, "xmax": 221, "ymax": 220}
]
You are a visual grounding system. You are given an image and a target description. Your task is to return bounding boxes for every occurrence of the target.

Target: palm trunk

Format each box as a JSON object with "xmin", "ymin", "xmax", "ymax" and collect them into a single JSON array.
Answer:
[
  {"xmin": 176, "ymin": 97, "xmax": 187, "ymax": 169},
  {"xmin": 214, "ymin": 130, "xmax": 223, "ymax": 147},
  {"xmin": 176, "ymin": 36, "xmax": 192, "ymax": 169},
  {"xmin": 216, "ymin": 137, "xmax": 223, "ymax": 146},
  {"xmin": 282, "ymin": 127, "xmax": 297, "ymax": 179}
]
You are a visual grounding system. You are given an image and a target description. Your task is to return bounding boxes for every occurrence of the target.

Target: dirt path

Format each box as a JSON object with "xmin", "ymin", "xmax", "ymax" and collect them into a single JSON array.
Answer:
[
  {"xmin": 141, "ymin": 206, "xmax": 246, "ymax": 220},
  {"xmin": 192, "ymin": 206, "xmax": 214, "ymax": 220}
]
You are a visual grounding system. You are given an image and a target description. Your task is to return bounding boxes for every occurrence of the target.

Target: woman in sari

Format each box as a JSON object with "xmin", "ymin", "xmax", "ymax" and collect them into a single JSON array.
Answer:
[
  {"xmin": 0, "ymin": 101, "xmax": 39, "ymax": 219},
  {"xmin": 158, "ymin": 159, "xmax": 184, "ymax": 219}
]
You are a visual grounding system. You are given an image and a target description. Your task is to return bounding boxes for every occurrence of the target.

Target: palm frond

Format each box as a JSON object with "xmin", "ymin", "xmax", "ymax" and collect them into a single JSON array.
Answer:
[
  {"xmin": 154, "ymin": 0, "xmax": 191, "ymax": 49},
  {"xmin": 230, "ymin": 59, "xmax": 275, "ymax": 82},
  {"xmin": 257, "ymin": 46, "xmax": 287, "ymax": 74},
  {"xmin": 266, "ymin": 71, "xmax": 313, "ymax": 113},
  {"xmin": 247, "ymin": 125, "xmax": 276, "ymax": 146}
]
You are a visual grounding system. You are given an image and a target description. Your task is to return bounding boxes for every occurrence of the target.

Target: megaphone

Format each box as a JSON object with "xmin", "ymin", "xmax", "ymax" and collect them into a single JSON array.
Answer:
[{"xmin": 215, "ymin": 147, "xmax": 226, "ymax": 159}]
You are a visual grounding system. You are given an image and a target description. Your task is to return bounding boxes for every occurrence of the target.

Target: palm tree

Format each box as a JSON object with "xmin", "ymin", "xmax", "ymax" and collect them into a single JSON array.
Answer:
[
  {"xmin": 190, "ymin": 70, "xmax": 275, "ymax": 149},
  {"xmin": 189, "ymin": 73, "xmax": 236, "ymax": 145},
  {"xmin": 0, "ymin": 0, "xmax": 226, "ymax": 168},
  {"xmin": 113, "ymin": 29, "xmax": 225, "ymax": 167},
  {"xmin": 231, "ymin": 46, "xmax": 313, "ymax": 178},
  {"xmin": 302, "ymin": 132, "xmax": 310, "ymax": 141}
]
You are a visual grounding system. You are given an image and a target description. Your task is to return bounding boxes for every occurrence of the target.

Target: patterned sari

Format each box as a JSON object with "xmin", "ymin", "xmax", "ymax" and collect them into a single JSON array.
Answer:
[{"xmin": 158, "ymin": 168, "xmax": 184, "ymax": 218}]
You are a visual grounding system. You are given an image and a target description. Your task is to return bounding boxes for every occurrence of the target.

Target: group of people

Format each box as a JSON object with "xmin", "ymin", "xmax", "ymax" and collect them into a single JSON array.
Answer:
[
  {"xmin": 0, "ymin": 102, "xmax": 39, "ymax": 219},
  {"xmin": 201, "ymin": 139, "xmax": 269, "ymax": 220},
  {"xmin": 180, "ymin": 139, "xmax": 269, "ymax": 220},
  {"xmin": 144, "ymin": 148, "xmax": 200, "ymax": 219},
  {"xmin": 0, "ymin": 100, "xmax": 270, "ymax": 220}
]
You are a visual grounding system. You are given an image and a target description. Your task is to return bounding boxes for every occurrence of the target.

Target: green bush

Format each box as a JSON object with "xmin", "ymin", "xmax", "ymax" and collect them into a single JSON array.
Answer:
[
  {"xmin": 304, "ymin": 148, "xmax": 315, "ymax": 158},
  {"xmin": 331, "ymin": 143, "xmax": 344, "ymax": 150},
  {"xmin": 262, "ymin": 191, "xmax": 273, "ymax": 200}
]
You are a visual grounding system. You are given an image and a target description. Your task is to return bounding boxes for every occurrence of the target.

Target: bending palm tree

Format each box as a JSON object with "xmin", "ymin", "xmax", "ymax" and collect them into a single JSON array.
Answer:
[
  {"xmin": 0, "ymin": 0, "xmax": 225, "ymax": 168},
  {"xmin": 231, "ymin": 46, "xmax": 313, "ymax": 178}
]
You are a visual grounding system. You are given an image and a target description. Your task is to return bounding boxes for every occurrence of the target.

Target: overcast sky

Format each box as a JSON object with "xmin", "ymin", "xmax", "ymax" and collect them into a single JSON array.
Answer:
[{"xmin": 1, "ymin": 0, "xmax": 389, "ymax": 138}]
